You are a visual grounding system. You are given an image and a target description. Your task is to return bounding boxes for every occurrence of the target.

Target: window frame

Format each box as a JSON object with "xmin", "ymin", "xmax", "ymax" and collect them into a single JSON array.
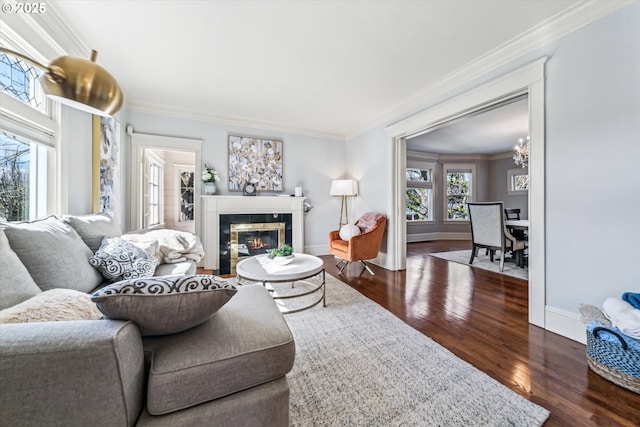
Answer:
[
  {"xmin": 507, "ymin": 167, "xmax": 529, "ymax": 195},
  {"xmin": 0, "ymin": 52, "xmax": 59, "ymax": 221},
  {"xmin": 406, "ymin": 160, "xmax": 436, "ymax": 224},
  {"xmin": 442, "ymin": 163, "xmax": 476, "ymax": 224},
  {"xmin": 144, "ymin": 150, "xmax": 164, "ymax": 228}
]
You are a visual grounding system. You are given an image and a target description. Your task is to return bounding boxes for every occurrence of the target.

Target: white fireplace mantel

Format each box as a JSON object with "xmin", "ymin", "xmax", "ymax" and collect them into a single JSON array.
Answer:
[{"xmin": 201, "ymin": 195, "xmax": 306, "ymax": 270}]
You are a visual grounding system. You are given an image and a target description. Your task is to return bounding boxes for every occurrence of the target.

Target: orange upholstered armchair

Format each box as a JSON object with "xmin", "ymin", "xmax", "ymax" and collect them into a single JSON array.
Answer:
[{"xmin": 329, "ymin": 212, "xmax": 386, "ymax": 275}]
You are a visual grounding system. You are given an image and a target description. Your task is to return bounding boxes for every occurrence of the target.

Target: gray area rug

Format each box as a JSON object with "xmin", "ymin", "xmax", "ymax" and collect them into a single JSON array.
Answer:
[
  {"xmin": 281, "ymin": 275, "xmax": 548, "ymax": 426},
  {"xmin": 430, "ymin": 250, "xmax": 528, "ymax": 280}
]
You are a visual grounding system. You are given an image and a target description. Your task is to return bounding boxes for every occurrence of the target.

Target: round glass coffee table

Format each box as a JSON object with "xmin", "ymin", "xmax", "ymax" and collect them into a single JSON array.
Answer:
[{"xmin": 235, "ymin": 253, "xmax": 326, "ymax": 314}]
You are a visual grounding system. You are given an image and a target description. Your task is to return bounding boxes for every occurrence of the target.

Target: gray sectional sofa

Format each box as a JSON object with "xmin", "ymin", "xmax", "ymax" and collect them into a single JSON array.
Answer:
[{"xmin": 0, "ymin": 214, "xmax": 295, "ymax": 426}]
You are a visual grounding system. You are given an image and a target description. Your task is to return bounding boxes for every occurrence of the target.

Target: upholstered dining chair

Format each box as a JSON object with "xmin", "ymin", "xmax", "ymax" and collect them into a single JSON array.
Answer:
[
  {"xmin": 504, "ymin": 207, "xmax": 527, "ymax": 241},
  {"xmin": 329, "ymin": 212, "xmax": 386, "ymax": 275},
  {"xmin": 467, "ymin": 202, "xmax": 526, "ymax": 272}
]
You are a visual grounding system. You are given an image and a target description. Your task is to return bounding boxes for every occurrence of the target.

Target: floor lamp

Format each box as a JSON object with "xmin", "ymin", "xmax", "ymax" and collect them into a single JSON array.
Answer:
[{"xmin": 330, "ymin": 179, "xmax": 358, "ymax": 229}]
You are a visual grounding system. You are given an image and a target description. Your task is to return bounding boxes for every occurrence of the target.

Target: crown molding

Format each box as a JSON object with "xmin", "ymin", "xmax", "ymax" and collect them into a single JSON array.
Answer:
[
  {"xmin": 28, "ymin": 1, "xmax": 90, "ymax": 58},
  {"xmin": 14, "ymin": 0, "xmax": 631, "ymax": 142},
  {"xmin": 347, "ymin": 0, "xmax": 633, "ymax": 140},
  {"xmin": 126, "ymin": 101, "xmax": 346, "ymax": 142}
]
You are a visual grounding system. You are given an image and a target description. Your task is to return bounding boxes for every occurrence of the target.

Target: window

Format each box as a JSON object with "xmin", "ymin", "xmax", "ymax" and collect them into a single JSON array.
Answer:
[
  {"xmin": 406, "ymin": 161, "xmax": 435, "ymax": 222},
  {"xmin": 0, "ymin": 53, "xmax": 46, "ymax": 113},
  {"xmin": 177, "ymin": 167, "xmax": 194, "ymax": 222},
  {"xmin": 507, "ymin": 168, "xmax": 529, "ymax": 195},
  {"xmin": 0, "ymin": 51, "xmax": 55, "ymax": 221},
  {"xmin": 148, "ymin": 162, "xmax": 161, "ymax": 227},
  {"xmin": 443, "ymin": 164, "xmax": 475, "ymax": 222}
]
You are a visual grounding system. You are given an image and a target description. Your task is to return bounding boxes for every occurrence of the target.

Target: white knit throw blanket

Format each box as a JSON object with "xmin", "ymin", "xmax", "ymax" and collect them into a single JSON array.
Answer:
[{"xmin": 122, "ymin": 229, "xmax": 204, "ymax": 264}]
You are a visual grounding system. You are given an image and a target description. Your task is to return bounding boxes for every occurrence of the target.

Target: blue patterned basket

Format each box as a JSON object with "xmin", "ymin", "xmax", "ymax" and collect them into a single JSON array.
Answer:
[{"xmin": 585, "ymin": 325, "xmax": 640, "ymax": 394}]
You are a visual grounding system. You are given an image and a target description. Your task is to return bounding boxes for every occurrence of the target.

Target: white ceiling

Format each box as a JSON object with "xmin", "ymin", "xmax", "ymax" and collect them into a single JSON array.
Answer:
[
  {"xmin": 50, "ymin": 0, "xmax": 583, "ymax": 140},
  {"xmin": 407, "ymin": 96, "xmax": 529, "ymax": 155}
]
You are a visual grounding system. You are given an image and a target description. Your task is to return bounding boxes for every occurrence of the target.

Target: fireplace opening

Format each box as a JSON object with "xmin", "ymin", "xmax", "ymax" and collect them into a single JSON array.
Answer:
[
  {"xmin": 230, "ymin": 223, "xmax": 285, "ymax": 273},
  {"xmin": 219, "ymin": 213, "xmax": 293, "ymax": 275}
]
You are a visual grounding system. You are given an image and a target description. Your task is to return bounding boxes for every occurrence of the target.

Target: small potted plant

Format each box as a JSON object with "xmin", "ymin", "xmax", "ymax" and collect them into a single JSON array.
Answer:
[
  {"xmin": 201, "ymin": 164, "xmax": 219, "ymax": 195},
  {"xmin": 268, "ymin": 244, "xmax": 295, "ymax": 265}
]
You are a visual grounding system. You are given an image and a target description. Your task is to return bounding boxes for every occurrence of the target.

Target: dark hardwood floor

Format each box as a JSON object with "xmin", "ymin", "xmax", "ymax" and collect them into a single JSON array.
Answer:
[
  {"xmin": 202, "ymin": 241, "xmax": 640, "ymax": 425},
  {"xmin": 319, "ymin": 241, "xmax": 640, "ymax": 426}
]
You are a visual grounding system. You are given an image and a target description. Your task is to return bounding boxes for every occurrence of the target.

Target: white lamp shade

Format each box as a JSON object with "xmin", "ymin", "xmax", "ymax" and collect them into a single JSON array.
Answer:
[
  {"xmin": 339, "ymin": 224, "xmax": 361, "ymax": 241},
  {"xmin": 330, "ymin": 179, "xmax": 358, "ymax": 196}
]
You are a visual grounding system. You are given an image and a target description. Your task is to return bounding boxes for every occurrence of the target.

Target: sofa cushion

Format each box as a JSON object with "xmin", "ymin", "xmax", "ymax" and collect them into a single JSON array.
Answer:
[
  {"xmin": 0, "ymin": 229, "xmax": 41, "ymax": 310},
  {"xmin": 92, "ymin": 275, "xmax": 237, "ymax": 336},
  {"xmin": 89, "ymin": 237, "xmax": 160, "ymax": 282},
  {"xmin": 1, "ymin": 216, "xmax": 103, "ymax": 293},
  {"xmin": 0, "ymin": 289, "xmax": 102, "ymax": 323},
  {"xmin": 142, "ymin": 284, "xmax": 295, "ymax": 415},
  {"xmin": 62, "ymin": 213, "xmax": 122, "ymax": 253}
]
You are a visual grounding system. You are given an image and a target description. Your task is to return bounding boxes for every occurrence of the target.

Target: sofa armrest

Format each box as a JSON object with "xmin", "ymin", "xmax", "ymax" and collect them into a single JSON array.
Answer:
[{"xmin": 0, "ymin": 320, "xmax": 145, "ymax": 427}]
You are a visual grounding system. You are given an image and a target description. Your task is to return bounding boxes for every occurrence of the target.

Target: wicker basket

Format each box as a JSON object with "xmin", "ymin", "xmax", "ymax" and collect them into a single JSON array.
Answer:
[{"xmin": 585, "ymin": 326, "xmax": 640, "ymax": 394}]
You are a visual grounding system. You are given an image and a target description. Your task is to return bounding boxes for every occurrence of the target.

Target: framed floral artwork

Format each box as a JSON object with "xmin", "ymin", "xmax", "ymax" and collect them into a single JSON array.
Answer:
[{"xmin": 228, "ymin": 135, "xmax": 283, "ymax": 192}]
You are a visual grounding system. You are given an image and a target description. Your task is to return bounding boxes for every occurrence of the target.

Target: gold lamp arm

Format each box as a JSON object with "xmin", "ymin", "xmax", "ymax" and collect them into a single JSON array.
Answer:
[
  {"xmin": 0, "ymin": 46, "xmax": 67, "ymax": 82},
  {"xmin": 0, "ymin": 46, "xmax": 122, "ymax": 116}
]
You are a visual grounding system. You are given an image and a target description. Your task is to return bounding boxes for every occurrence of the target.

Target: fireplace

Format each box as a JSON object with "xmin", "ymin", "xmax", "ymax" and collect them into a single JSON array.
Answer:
[
  {"xmin": 201, "ymin": 195, "xmax": 306, "ymax": 272},
  {"xmin": 229, "ymin": 222, "xmax": 286, "ymax": 274},
  {"xmin": 219, "ymin": 213, "xmax": 292, "ymax": 275}
]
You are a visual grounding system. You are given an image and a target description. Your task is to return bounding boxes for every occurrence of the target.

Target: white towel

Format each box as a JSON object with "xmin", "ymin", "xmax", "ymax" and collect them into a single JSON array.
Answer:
[{"xmin": 602, "ymin": 298, "xmax": 640, "ymax": 340}]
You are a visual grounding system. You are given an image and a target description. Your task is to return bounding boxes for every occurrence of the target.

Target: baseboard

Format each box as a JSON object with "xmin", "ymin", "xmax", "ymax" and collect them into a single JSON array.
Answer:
[
  {"xmin": 545, "ymin": 306, "xmax": 586, "ymax": 344},
  {"xmin": 305, "ymin": 244, "xmax": 329, "ymax": 256},
  {"xmin": 407, "ymin": 232, "xmax": 471, "ymax": 243},
  {"xmin": 303, "ymin": 245, "xmax": 391, "ymax": 271}
]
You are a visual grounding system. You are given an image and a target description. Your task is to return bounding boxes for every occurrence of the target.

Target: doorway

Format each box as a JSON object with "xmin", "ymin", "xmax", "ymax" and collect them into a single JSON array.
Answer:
[
  {"xmin": 130, "ymin": 132, "xmax": 203, "ymax": 239},
  {"xmin": 387, "ymin": 58, "xmax": 546, "ymax": 328}
]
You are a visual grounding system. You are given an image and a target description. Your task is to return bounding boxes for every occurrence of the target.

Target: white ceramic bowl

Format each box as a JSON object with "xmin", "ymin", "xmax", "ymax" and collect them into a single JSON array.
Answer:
[{"xmin": 272, "ymin": 254, "xmax": 295, "ymax": 265}]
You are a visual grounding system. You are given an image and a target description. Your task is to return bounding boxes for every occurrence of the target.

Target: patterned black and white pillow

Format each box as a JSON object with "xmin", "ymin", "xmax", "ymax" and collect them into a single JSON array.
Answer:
[
  {"xmin": 89, "ymin": 237, "xmax": 160, "ymax": 282},
  {"xmin": 91, "ymin": 275, "xmax": 237, "ymax": 335}
]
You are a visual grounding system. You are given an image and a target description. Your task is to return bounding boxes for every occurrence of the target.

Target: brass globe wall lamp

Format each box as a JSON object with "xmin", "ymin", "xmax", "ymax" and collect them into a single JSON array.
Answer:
[{"xmin": 0, "ymin": 47, "xmax": 123, "ymax": 116}]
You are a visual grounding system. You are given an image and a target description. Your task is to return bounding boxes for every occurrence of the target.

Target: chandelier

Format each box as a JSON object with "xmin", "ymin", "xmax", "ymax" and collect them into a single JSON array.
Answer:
[{"xmin": 513, "ymin": 136, "xmax": 529, "ymax": 168}]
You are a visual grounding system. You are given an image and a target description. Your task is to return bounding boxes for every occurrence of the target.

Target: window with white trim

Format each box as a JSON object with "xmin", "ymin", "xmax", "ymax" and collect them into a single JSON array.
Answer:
[
  {"xmin": 406, "ymin": 161, "xmax": 435, "ymax": 222},
  {"xmin": 443, "ymin": 164, "xmax": 475, "ymax": 222},
  {"xmin": 507, "ymin": 168, "xmax": 529, "ymax": 195},
  {"xmin": 0, "ymin": 51, "xmax": 56, "ymax": 221},
  {"xmin": 147, "ymin": 162, "xmax": 161, "ymax": 227}
]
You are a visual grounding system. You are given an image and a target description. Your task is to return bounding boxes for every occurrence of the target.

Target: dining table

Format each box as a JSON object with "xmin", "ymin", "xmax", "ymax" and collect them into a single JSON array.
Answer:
[
  {"xmin": 505, "ymin": 219, "xmax": 529, "ymax": 231},
  {"xmin": 505, "ymin": 219, "xmax": 528, "ymax": 268}
]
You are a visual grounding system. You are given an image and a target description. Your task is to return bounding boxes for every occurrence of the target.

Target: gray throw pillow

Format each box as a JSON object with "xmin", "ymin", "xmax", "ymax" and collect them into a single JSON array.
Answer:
[
  {"xmin": 89, "ymin": 237, "xmax": 160, "ymax": 282},
  {"xmin": 91, "ymin": 275, "xmax": 237, "ymax": 336},
  {"xmin": 1, "ymin": 216, "xmax": 103, "ymax": 293},
  {"xmin": 0, "ymin": 229, "xmax": 42, "ymax": 310},
  {"xmin": 63, "ymin": 213, "xmax": 122, "ymax": 253}
]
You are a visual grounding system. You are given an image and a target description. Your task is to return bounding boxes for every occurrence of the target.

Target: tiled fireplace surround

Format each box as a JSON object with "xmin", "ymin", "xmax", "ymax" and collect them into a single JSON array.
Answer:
[{"xmin": 201, "ymin": 196, "xmax": 306, "ymax": 273}]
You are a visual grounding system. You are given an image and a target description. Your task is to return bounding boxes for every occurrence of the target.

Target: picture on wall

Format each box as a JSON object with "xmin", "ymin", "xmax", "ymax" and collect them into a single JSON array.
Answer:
[
  {"xmin": 92, "ymin": 115, "xmax": 121, "ymax": 220},
  {"xmin": 228, "ymin": 135, "xmax": 283, "ymax": 192}
]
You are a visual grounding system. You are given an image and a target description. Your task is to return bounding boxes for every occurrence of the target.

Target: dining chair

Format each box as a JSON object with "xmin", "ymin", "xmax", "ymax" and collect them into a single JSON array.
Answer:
[
  {"xmin": 504, "ymin": 208, "xmax": 521, "ymax": 220},
  {"xmin": 468, "ymin": 202, "xmax": 526, "ymax": 271},
  {"xmin": 504, "ymin": 207, "xmax": 527, "ymax": 240}
]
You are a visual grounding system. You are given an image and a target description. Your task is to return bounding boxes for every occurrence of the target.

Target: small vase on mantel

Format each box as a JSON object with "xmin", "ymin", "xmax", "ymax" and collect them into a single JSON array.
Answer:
[{"xmin": 204, "ymin": 182, "xmax": 216, "ymax": 195}]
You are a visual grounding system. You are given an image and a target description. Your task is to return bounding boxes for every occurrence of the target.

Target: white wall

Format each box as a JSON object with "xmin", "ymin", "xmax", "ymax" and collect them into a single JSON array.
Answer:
[
  {"xmin": 347, "ymin": 2, "xmax": 640, "ymax": 321},
  {"xmin": 125, "ymin": 110, "xmax": 345, "ymax": 251},
  {"xmin": 544, "ymin": 3, "xmax": 640, "ymax": 311},
  {"xmin": 61, "ymin": 107, "xmax": 129, "ymax": 230}
]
